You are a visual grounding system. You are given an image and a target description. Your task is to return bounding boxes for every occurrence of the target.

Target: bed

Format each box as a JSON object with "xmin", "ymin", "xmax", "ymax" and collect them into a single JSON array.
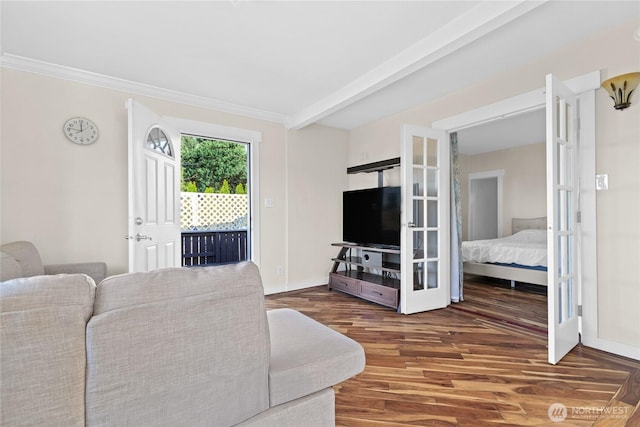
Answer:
[{"xmin": 462, "ymin": 217, "xmax": 548, "ymax": 286}]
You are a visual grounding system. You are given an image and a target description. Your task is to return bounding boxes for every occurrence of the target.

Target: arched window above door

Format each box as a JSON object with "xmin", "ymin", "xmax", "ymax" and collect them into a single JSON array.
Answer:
[{"xmin": 146, "ymin": 126, "xmax": 173, "ymax": 157}]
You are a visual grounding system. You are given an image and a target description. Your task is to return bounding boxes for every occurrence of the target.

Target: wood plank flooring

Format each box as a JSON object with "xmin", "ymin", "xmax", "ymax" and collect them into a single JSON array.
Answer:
[{"xmin": 265, "ymin": 277, "xmax": 640, "ymax": 426}]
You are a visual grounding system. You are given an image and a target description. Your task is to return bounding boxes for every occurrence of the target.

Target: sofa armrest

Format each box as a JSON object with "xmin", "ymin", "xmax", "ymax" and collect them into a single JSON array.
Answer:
[
  {"xmin": 267, "ymin": 308, "xmax": 365, "ymax": 407},
  {"xmin": 1, "ymin": 252, "xmax": 23, "ymax": 281},
  {"xmin": 45, "ymin": 262, "xmax": 107, "ymax": 283}
]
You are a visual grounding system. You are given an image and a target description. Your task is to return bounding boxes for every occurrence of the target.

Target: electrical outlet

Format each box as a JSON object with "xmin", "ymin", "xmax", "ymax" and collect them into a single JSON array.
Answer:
[
  {"xmin": 276, "ymin": 265, "xmax": 284, "ymax": 276},
  {"xmin": 264, "ymin": 198, "xmax": 274, "ymax": 208}
]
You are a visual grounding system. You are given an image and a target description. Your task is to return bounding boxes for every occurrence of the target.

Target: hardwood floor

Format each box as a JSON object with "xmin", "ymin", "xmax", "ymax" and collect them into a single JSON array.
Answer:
[{"xmin": 265, "ymin": 278, "xmax": 640, "ymax": 426}]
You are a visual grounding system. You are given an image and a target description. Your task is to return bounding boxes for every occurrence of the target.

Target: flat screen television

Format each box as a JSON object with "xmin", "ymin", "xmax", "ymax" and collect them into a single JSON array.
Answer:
[{"xmin": 343, "ymin": 186, "xmax": 401, "ymax": 248}]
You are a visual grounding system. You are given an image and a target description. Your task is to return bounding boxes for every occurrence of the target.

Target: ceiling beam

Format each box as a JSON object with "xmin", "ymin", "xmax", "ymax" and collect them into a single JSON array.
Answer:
[{"xmin": 286, "ymin": 0, "xmax": 547, "ymax": 130}]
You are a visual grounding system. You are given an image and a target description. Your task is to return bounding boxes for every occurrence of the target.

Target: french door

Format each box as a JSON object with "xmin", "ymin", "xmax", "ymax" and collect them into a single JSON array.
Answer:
[
  {"xmin": 546, "ymin": 74, "xmax": 580, "ymax": 364},
  {"xmin": 126, "ymin": 99, "xmax": 181, "ymax": 272},
  {"xmin": 400, "ymin": 125, "xmax": 450, "ymax": 314}
]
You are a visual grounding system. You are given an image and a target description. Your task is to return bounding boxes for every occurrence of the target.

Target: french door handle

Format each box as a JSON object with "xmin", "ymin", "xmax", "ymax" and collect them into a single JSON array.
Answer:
[{"xmin": 408, "ymin": 222, "xmax": 416, "ymax": 228}]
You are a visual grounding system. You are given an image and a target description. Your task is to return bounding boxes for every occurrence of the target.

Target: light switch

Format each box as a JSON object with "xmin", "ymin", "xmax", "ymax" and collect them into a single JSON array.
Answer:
[
  {"xmin": 264, "ymin": 198, "xmax": 274, "ymax": 208},
  {"xmin": 596, "ymin": 174, "xmax": 609, "ymax": 191}
]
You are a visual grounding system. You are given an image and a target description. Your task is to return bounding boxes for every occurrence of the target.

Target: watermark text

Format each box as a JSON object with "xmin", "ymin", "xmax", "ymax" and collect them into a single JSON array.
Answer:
[{"xmin": 548, "ymin": 403, "xmax": 630, "ymax": 423}]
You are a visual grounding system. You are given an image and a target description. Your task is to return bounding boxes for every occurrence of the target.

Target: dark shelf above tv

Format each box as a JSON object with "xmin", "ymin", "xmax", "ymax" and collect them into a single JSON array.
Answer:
[{"xmin": 347, "ymin": 157, "xmax": 400, "ymax": 174}]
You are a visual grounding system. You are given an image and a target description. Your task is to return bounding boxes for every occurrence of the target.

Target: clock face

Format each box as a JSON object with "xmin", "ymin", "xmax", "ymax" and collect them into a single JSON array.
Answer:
[{"xmin": 63, "ymin": 117, "xmax": 99, "ymax": 145}]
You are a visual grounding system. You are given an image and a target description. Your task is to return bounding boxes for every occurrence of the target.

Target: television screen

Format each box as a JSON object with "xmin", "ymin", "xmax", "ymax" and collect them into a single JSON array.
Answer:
[{"xmin": 343, "ymin": 186, "xmax": 401, "ymax": 248}]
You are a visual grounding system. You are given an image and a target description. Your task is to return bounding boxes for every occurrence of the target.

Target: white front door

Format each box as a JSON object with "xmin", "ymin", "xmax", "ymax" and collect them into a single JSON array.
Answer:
[
  {"xmin": 400, "ymin": 125, "xmax": 450, "ymax": 314},
  {"xmin": 546, "ymin": 75, "xmax": 580, "ymax": 364},
  {"xmin": 127, "ymin": 99, "xmax": 181, "ymax": 272}
]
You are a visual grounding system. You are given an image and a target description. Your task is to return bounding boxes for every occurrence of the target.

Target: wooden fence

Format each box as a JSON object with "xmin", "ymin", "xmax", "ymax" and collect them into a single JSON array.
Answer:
[{"xmin": 182, "ymin": 230, "xmax": 248, "ymax": 266}]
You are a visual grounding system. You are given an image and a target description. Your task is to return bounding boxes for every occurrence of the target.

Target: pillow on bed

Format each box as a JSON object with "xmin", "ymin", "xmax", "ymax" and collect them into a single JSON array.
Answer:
[{"xmin": 510, "ymin": 229, "xmax": 546, "ymax": 242}]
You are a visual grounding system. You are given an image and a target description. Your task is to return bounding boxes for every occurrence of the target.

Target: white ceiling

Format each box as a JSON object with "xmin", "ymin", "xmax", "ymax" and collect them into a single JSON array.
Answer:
[
  {"xmin": 1, "ymin": 1, "xmax": 638, "ymax": 154},
  {"xmin": 456, "ymin": 108, "xmax": 545, "ymax": 155}
]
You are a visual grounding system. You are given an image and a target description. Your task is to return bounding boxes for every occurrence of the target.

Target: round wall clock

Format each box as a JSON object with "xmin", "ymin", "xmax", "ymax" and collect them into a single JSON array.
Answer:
[{"xmin": 63, "ymin": 117, "xmax": 99, "ymax": 145}]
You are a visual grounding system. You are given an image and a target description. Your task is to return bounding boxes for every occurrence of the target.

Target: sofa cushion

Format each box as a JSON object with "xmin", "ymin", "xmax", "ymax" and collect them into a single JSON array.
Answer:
[
  {"xmin": 0, "ymin": 274, "xmax": 96, "ymax": 427},
  {"xmin": 86, "ymin": 262, "xmax": 270, "ymax": 427},
  {"xmin": 0, "ymin": 241, "xmax": 45, "ymax": 278},
  {"xmin": 237, "ymin": 388, "xmax": 335, "ymax": 427},
  {"xmin": 267, "ymin": 308, "xmax": 365, "ymax": 407}
]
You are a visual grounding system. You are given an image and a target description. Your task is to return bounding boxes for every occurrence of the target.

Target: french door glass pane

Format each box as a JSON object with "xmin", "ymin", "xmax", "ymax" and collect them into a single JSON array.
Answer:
[
  {"xmin": 557, "ymin": 235, "xmax": 564, "ymax": 277},
  {"xmin": 413, "ymin": 200, "xmax": 424, "ymax": 227},
  {"xmin": 426, "ymin": 138, "xmax": 438, "ymax": 167},
  {"xmin": 565, "ymin": 103, "xmax": 572, "ymax": 142},
  {"xmin": 427, "ymin": 231, "xmax": 438, "ymax": 258},
  {"xmin": 557, "ymin": 143, "xmax": 572, "ymax": 186},
  {"xmin": 413, "ymin": 230, "xmax": 424, "ymax": 260},
  {"xmin": 427, "ymin": 261, "xmax": 438, "ymax": 289},
  {"xmin": 413, "ymin": 261, "xmax": 424, "ymax": 291},
  {"xmin": 556, "ymin": 235, "xmax": 573, "ymax": 278},
  {"xmin": 413, "ymin": 136, "xmax": 424, "ymax": 165},
  {"xmin": 557, "ymin": 190, "xmax": 572, "ymax": 232},
  {"xmin": 566, "ymin": 278, "xmax": 573, "ymax": 318},
  {"xmin": 426, "ymin": 168, "xmax": 438, "ymax": 197},
  {"xmin": 413, "ymin": 168, "xmax": 424, "ymax": 196},
  {"xmin": 567, "ymin": 235, "xmax": 572, "ymax": 276},
  {"xmin": 427, "ymin": 200, "xmax": 438, "ymax": 227},
  {"xmin": 555, "ymin": 96, "xmax": 561, "ymax": 138},
  {"xmin": 559, "ymin": 284, "xmax": 564, "ymax": 323}
]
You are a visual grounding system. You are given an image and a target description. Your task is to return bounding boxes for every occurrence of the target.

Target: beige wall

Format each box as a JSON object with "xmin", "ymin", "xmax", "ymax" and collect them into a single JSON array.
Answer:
[
  {"xmin": 460, "ymin": 143, "xmax": 546, "ymax": 240},
  {"xmin": 0, "ymin": 68, "xmax": 347, "ymax": 294},
  {"xmin": 348, "ymin": 20, "xmax": 640, "ymax": 349},
  {"xmin": 286, "ymin": 125, "xmax": 349, "ymax": 289}
]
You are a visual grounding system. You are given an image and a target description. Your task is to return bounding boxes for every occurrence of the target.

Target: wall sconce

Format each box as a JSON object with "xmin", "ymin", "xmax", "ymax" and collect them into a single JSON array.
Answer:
[{"xmin": 601, "ymin": 72, "xmax": 640, "ymax": 110}]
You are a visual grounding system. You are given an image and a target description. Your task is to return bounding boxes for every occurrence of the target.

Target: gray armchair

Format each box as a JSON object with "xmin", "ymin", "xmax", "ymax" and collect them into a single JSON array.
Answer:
[{"xmin": 0, "ymin": 241, "xmax": 106, "ymax": 283}]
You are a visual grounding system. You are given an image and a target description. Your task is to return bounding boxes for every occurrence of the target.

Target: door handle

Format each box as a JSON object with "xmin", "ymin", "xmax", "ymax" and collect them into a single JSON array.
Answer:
[
  {"xmin": 408, "ymin": 222, "xmax": 416, "ymax": 228},
  {"xmin": 125, "ymin": 233, "xmax": 153, "ymax": 241}
]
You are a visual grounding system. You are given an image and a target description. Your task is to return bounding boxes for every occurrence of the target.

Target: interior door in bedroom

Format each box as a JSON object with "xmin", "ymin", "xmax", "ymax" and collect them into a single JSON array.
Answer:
[
  {"xmin": 127, "ymin": 99, "xmax": 182, "ymax": 272},
  {"xmin": 468, "ymin": 171, "xmax": 503, "ymax": 240},
  {"xmin": 546, "ymin": 74, "xmax": 580, "ymax": 365},
  {"xmin": 400, "ymin": 125, "xmax": 450, "ymax": 314}
]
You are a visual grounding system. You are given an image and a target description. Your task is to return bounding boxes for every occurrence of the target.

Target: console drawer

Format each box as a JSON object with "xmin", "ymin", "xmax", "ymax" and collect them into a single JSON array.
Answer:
[
  {"xmin": 329, "ymin": 274, "xmax": 361, "ymax": 296},
  {"xmin": 360, "ymin": 282, "xmax": 398, "ymax": 308}
]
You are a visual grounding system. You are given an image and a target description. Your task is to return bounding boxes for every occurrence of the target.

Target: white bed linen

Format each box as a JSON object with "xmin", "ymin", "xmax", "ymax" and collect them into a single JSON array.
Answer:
[{"xmin": 461, "ymin": 229, "xmax": 547, "ymax": 267}]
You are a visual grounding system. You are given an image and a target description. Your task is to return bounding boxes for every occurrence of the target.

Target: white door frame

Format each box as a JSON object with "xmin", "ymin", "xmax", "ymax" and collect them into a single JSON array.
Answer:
[
  {"xmin": 468, "ymin": 170, "xmax": 504, "ymax": 239},
  {"xmin": 433, "ymin": 71, "xmax": 640, "ymax": 361},
  {"xmin": 165, "ymin": 117, "xmax": 262, "ymax": 269}
]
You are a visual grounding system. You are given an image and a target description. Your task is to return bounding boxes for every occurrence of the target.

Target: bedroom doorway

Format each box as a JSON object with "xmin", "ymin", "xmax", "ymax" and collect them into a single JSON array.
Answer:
[{"xmin": 432, "ymin": 71, "xmax": 600, "ymax": 364}]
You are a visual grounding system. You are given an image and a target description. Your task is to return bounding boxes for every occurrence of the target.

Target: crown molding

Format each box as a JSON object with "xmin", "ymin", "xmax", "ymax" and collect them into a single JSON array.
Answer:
[{"xmin": 0, "ymin": 53, "xmax": 289, "ymax": 125}]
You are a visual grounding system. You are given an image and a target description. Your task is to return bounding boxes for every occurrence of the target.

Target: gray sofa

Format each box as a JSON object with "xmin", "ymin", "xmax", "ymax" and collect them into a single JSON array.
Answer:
[
  {"xmin": 1, "ymin": 240, "xmax": 107, "ymax": 283},
  {"xmin": 0, "ymin": 262, "xmax": 365, "ymax": 426}
]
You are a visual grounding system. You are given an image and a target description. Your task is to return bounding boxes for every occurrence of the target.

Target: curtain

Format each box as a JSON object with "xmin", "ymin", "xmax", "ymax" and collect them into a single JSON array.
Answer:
[{"xmin": 450, "ymin": 132, "xmax": 463, "ymax": 302}]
